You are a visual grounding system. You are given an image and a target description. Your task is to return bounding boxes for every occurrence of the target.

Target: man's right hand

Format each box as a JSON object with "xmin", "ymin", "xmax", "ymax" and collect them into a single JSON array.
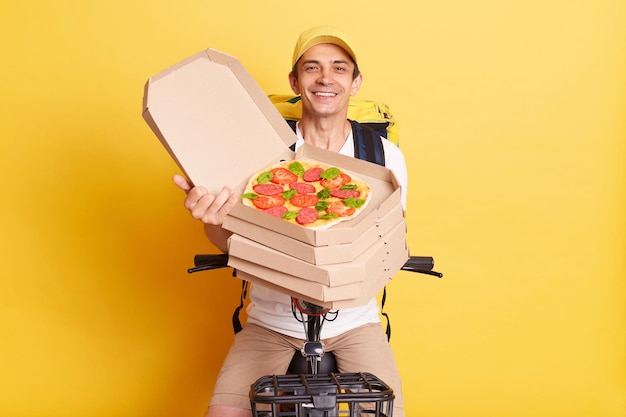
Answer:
[{"xmin": 172, "ymin": 174, "xmax": 238, "ymax": 226}]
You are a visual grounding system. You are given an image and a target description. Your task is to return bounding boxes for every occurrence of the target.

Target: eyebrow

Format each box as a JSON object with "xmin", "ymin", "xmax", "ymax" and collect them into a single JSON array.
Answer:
[{"xmin": 301, "ymin": 58, "xmax": 350, "ymax": 66}]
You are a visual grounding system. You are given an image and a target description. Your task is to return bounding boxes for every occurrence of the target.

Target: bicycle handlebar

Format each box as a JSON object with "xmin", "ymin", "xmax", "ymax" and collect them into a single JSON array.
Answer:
[
  {"xmin": 189, "ymin": 254, "xmax": 442, "ymax": 278},
  {"xmin": 192, "ymin": 254, "xmax": 229, "ymax": 271}
]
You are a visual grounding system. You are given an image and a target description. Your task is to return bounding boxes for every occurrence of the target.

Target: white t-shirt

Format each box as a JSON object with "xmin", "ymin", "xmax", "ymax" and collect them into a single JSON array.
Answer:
[{"xmin": 246, "ymin": 127, "xmax": 408, "ymax": 339}]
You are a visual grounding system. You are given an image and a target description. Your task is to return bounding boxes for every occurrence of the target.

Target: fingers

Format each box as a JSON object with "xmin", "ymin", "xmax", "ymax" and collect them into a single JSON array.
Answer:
[
  {"xmin": 217, "ymin": 187, "xmax": 239, "ymax": 219},
  {"xmin": 184, "ymin": 184, "xmax": 211, "ymax": 211},
  {"xmin": 172, "ymin": 174, "xmax": 238, "ymax": 225},
  {"xmin": 184, "ymin": 185, "xmax": 237, "ymax": 226}
]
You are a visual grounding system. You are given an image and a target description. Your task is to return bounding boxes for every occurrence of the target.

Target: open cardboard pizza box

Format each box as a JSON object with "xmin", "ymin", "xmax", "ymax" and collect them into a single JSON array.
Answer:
[
  {"xmin": 142, "ymin": 48, "xmax": 403, "ymax": 248},
  {"xmin": 227, "ymin": 143, "xmax": 402, "ymax": 247},
  {"xmin": 142, "ymin": 47, "xmax": 408, "ymax": 304}
]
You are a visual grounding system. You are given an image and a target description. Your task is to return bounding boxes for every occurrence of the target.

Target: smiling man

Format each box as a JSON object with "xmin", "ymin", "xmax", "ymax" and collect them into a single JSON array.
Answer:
[
  {"xmin": 288, "ymin": 39, "xmax": 362, "ymax": 150},
  {"xmin": 174, "ymin": 25, "xmax": 408, "ymax": 417}
]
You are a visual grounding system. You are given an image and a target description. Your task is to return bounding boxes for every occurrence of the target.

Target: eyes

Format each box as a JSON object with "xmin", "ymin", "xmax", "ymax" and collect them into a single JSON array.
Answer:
[{"xmin": 302, "ymin": 63, "xmax": 349, "ymax": 74}]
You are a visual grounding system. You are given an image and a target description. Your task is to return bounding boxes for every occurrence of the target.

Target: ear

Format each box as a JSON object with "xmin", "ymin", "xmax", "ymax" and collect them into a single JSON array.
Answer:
[
  {"xmin": 289, "ymin": 72, "xmax": 300, "ymax": 95},
  {"xmin": 350, "ymin": 73, "xmax": 363, "ymax": 96}
]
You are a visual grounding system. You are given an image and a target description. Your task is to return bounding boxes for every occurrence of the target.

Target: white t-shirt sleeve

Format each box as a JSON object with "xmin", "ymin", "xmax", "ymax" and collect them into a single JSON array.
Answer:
[{"xmin": 381, "ymin": 138, "xmax": 408, "ymax": 210}]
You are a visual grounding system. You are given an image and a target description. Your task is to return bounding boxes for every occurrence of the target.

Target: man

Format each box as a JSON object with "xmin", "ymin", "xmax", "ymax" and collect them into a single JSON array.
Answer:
[{"xmin": 173, "ymin": 25, "xmax": 408, "ymax": 417}]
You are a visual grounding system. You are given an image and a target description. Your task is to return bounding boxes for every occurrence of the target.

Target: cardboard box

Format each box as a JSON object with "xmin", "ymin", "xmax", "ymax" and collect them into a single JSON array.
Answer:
[
  {"xmin": 142, "ymin": 48, "xmax": 296, "ymax": 196},
  {"xmin": 232, "ymin": 261, "xmax": 361, "ymax": 302},
  {"xmin": 143, "ymin": 48, "xmax": 402, "ymax": 247},
  {"xmin": 235, "ymin": 269, "xmax": 395, "ymax": 311},
  {"xmin": 227, "ymin": 218, "xmax": 407, "ymax": 286},
  {"xmin": 229, "ymin": 232, "xmax": 408, "ymax": 307},
  {"xmin": 223, "ymin": 201, "xmax": 405, "ymax": 265}
]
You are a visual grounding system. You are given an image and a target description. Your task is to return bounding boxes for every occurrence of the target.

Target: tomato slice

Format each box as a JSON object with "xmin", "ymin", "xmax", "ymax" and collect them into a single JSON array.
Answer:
[
  {"xmin": 320, "ymin": 173, "xmax": 351, "ymax": 190},
  {"xmin": 271, "ymin": 167, "xmax": 298, "ymax": 185},
  {"xmin": 326, "ymin": 201, "xmax": 356, "ymax": 217},
  {"xmin": 252, "ymin": 195, "xmax": 286, "ymax": 209},
  {"xmin": 290, "ymin": 194, "xmax": 319, "ymax": 207}
]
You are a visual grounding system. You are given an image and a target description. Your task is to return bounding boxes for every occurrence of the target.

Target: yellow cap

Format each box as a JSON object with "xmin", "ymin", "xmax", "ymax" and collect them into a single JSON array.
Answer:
[{"xmin": 291, "ymin": 25, "xmax": 357, "ymax": 67}]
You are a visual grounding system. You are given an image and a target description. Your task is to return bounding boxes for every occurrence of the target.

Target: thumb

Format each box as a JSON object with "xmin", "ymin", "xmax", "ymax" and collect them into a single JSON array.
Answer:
[{"xmin": 172, "ymin": 174, "xmax": 192, "ymax": 192}]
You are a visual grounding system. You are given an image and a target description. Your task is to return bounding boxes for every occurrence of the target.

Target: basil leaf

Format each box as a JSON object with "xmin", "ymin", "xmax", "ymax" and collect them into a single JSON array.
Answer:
[
  {"xmin": 340, "ymin": 184, "xmax": 358, "ymax": 190},
  {"xmin": 282, "ymin": 211, "xmax": 298, "ymax": 220},
  {"xmin": 317, "ymin": 187, "xmax": 331, "ymax": 200},
  {"xmin": 343, "ymin": 198, "xmax": 366, "ymax": 208},
  {"xmin": 320, "ymin": 167, "xmax": 340, "ymax": 180},
  {"xmin": 314, "ymin": 201, "xmax": 328, "ymax": 211},
  {"xmin": 288, "ymin": 161, "xmax": 305, "ymax": 177},
  {"xmin": 257, "ymin": 171, "xmax": 273, "ymax": 184},
  {"xmin": 319, "ymin": 213, "xmax": 339, "ymax": 219},
  {"xmin": 242, "ymin": 193, "xmax": 258, "ymax": 199},
  {"xmin": 282, "ymin": 189, "xmax": 298, "ymax": 200}
]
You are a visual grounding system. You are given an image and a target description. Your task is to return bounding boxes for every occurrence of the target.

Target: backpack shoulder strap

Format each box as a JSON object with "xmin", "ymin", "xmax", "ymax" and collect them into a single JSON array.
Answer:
[
  {"xmin": 349, "ymin": 120, "xmax": 386, "ymax": 166},
  {"xmin": 287, "ymin": 120, "xmax": 297, "ymax": 152},
  {"xmin": 231, "ymin": 270, "xmax": 248, "ymax": 334},
  {"xmin": 349, "ymin": 120, "xmax": 391, "ymax": 340}
]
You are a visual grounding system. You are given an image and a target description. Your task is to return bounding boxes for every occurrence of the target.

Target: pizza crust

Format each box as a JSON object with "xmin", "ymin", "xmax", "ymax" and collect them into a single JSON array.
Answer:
[{"xmin": 242, "ymin": 159, "xmax": 371, "ymax": 230}]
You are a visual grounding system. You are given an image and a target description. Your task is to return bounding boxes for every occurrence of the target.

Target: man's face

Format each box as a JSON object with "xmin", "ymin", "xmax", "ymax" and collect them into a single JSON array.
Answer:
[{"xmin": 289, "ymin": 43, "xmax": 362, "ymax": 119}]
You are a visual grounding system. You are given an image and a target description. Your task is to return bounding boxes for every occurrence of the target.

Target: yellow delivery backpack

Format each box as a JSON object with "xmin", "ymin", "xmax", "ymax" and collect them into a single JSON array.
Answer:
[{"xmin": 268, "ymin": 94, "xmax": 399, "ymax": 146}]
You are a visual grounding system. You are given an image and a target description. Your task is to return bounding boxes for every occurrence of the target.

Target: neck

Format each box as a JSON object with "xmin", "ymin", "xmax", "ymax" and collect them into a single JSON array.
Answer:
[{"xmin": 298, "ymin": 115, "xmax": 351, "ymax": 152}]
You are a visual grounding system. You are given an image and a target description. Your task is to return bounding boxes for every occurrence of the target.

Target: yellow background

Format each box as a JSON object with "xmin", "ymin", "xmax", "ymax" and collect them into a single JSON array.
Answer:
[{"xmin": 1, "ymin": 1, "xmax": 625, "ymax": 416}]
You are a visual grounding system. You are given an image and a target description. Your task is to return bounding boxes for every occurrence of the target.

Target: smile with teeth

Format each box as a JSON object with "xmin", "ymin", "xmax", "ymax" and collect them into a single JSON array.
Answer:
[{"xmin": 315, "ymin": 92, "xmax": 337, "ymax": 97}]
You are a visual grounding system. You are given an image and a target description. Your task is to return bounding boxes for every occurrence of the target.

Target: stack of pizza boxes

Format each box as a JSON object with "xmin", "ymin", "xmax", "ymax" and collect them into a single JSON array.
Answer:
[{"xmin": 143, "ymin": 48, "xmax": 408, "ymax": 309}]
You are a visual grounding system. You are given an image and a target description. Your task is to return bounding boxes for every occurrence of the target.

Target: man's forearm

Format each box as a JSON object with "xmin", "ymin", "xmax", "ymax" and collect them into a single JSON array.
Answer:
[{"xmin": 204, "ymin": 223, "xmax": 233, "ymax": 253}]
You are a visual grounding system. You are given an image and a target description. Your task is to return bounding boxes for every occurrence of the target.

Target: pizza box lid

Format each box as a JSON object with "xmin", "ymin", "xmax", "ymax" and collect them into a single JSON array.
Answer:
[
  {"xmin": 143, "ymin": 48, "xmax": 402, "ymax": 246},
  {"xmin": 227, "ymin": 217, "xmax": 407, "ymax": 286},
  {"xmin": 143, "ymin": 48, "xmax": 297, "ymax": 194},
  {"xmin": 223, "ymin": 201, "xmax": 405, "ymax": 265}
]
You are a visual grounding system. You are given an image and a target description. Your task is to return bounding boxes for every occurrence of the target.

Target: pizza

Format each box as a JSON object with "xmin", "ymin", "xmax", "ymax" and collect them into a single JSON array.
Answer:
[{"xmin": 241, "ymin": 160, "xmax": 371, "ymax": 229}]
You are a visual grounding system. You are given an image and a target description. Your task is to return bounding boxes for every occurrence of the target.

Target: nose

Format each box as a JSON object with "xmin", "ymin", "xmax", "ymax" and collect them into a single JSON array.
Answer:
[{"xmin": 317, "ymin": 67, "xmax": 333, "ymax": 85}]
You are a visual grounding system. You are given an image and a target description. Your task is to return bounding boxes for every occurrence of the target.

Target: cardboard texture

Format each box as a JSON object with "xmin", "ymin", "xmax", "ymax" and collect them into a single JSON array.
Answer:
[
  {"xmin": 232, "ymin": 260, "xmax": 361, "ymax": 302},
  {"xmin": 234, "ymin": 270, "xmax": 365, "ymax": 310},
  {"xmin": 143, "ymin": 48, "xmax": 297, "ymax": 195},
  {"xmin": 229, "ymin": 233, "xmax": 407, "ymax": 305},
  {"xmin": 223, "ymin": 201, "xmax": 405, "ymax": 265},
  {"xmin": 227, "ymin": 219, "xmax": 407, "ymax": 286},
  {"xmin": 236, "ymin": 265, "xmax": 404, "ymax": 310}
]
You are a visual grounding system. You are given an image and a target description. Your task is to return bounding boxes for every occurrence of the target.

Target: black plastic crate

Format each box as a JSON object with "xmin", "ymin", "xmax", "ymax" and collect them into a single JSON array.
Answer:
[{"xmin": 250, "ymin": 372, "xmax": 395, "ymax": 417}]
